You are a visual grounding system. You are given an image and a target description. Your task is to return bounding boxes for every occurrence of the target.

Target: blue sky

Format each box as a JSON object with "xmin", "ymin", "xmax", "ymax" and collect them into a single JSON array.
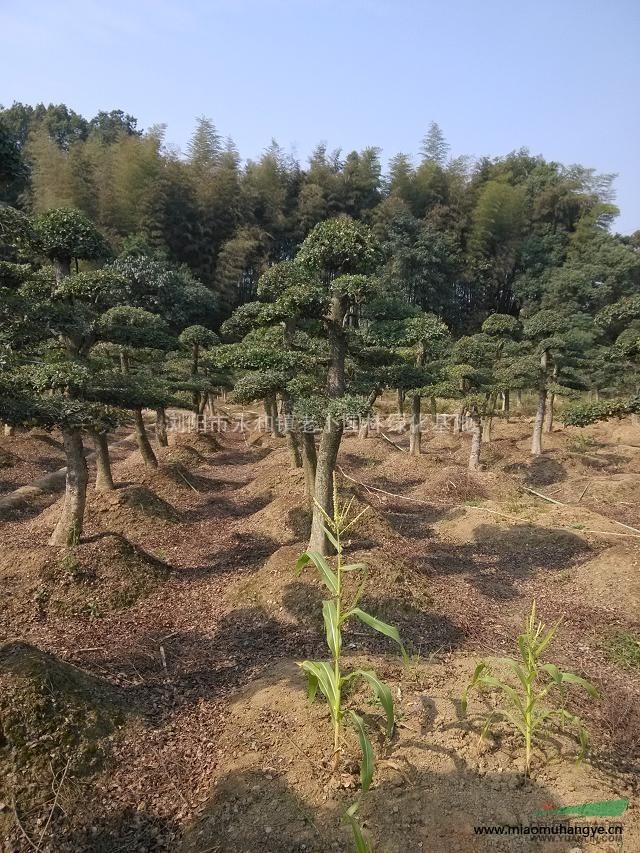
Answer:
[{"xmin": 1, "ymin": 0, "xmax": 639, "ymax": 232}]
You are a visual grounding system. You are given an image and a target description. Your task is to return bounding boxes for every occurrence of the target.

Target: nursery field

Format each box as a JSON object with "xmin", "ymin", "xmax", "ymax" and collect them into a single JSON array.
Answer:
[{"xmin": 1, "ymin": 406, "xmax": 638, "ymax": 852}]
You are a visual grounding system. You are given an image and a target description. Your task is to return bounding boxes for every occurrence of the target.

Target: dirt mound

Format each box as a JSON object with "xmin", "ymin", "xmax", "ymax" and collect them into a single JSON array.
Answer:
[
  {"xmin": 0, "ymin": 446, "xmax": 17, "ymax": 468},
  {"xmin": 181, "ymin": 656, "xmax": 638, "ymax": 853},
  {"xmin": 0, "ymin": 641, "xmax": 124, "ymax": 838},
  {"xmin": 94, "ymin": 483, "xmax": 180, "ymax": 522},
  {"xmin": 2, "ymin": 534, "xmax": 169, "ymax": 617},
  {"xmin": 571, "ymin": 543, "xmax": 640, "ymax": 618},
  {"xmin": 247, "ymin": 494, "xmax": 310, "ymax": 545},
  {"xmin": 160, "ymin": 444, "xmax": 206, "ymax": 467},
  {"xmin": 169, "ymin": 431, "xmax": 221, "ymax": 456}
]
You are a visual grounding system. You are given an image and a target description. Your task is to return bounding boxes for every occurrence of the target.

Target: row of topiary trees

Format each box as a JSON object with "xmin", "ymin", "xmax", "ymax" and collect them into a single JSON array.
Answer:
[
  {"xmin": 216, "ymin": 216, "xmax": 640, "ymax": 555},
  {"xmin": 0, "ymin": 205, "xmax": 225, "ymax": 544},
  {"xmin": 2, "ymin": 205, "xmax": 639, "ymax": 554}
]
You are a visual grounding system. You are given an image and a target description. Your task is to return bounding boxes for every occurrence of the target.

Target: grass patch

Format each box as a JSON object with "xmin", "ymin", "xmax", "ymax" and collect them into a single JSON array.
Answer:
[{"xmin": 605, "ymin": 632, "xmax": 640, "ymax": 670}]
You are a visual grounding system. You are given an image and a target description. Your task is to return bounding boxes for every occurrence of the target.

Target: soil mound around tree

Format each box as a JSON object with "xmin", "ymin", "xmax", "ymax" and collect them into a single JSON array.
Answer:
[
  {"xmin": 180, "ymin": 656, "xmax": 638, "ymax": 853},
  {"xmin": 0, "ymin": 446, "xmax": 17, "ymax": 468},
  {"xmin": 246, "ymin": 493, "xmax": 310, "ymax": 545},
  {"xmin": 159, "ymin": 444, "xmax": 206, "ymax": 468},
  {"xmin": 169, "ymin": 431, "xmax": 221, "ymax": 456},
  {"xmin": 1, "ymin": 534, "xmax": 169, "ymax": 617},
  {"xmin": 570, "ymin": 543, "xmax": 640, "ymax": 618},
  {"xmin": 0, "ymin": 641, "xmax": 125, "ymax": 839},
  {"xmin": 93, "ymin": 483, "xmax": 181, "ymax": 523}
]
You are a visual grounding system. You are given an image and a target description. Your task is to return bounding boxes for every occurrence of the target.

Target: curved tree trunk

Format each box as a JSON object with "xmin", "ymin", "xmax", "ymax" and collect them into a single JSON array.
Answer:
[
  {"xmin": 409, "ymin": 395, "xmax": 421, "ymax": 456},
  {"xmin": 301, "ymin": 430, "xmax": 317, "ymax": 507},
  {"xmin": 91, "ymin": 429, "xmax": 115, "ymax": 492},
  {"xmin": 155, "ymin": 406, "xmax": 169, "ymax": 447},
  {"xmin": 134, "ymin": 408, "xmax": 158, "ymax": 467},
  {"xmin": 531, "ymin": 390, "xmax": 547, "ymax": 456},
  {"xmin": 49, "ymin": 428, "xmax": 88, "ymax": 546},
  {"xmin": 544, "ymin": 392, "xmax": 555, "ymax": 434},
  {"xmin": 468, "ymin": 409, "xmax": 482, "ymax": 471},
  {"xmin": 308, "ymin": 418, "xmax": 343, "ymax": 553}
]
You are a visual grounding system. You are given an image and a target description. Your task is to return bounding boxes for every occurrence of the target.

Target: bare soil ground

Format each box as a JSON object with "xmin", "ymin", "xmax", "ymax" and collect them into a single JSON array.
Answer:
[{"xmin": 0, "ymin": 415, "xmax": 638, "ymax": 852}]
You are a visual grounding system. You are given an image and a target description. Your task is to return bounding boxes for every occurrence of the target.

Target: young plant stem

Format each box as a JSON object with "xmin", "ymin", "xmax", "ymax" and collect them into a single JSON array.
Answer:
[{"xmin": 333, "ymin": 515, "xmax": 342, "ymax": 764}]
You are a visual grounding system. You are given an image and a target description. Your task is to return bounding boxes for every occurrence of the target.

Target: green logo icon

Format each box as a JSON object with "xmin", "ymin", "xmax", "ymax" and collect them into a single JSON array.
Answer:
[{"xmin": 533, "ymin": 798, "xmax": 629, "ymax": 818}]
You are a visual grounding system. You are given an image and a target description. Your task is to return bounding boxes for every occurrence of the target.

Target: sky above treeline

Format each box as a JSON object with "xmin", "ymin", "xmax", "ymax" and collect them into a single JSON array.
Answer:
[{"xmin": 1, "ymin": 0, "xmax": 639, "ymax": 234}]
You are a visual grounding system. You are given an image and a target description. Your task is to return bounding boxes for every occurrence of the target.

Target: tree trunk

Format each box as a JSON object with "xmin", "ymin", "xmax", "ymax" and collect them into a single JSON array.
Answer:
[
  {"xmin": 134, "ymin": 408, "xmax": 158, "ymax": 467},
  {"xmin": 516, "ymin": 389, "xmax": 523, "ymax": 408},
  {"xmin": 3, "ymin": 424, "xmax": 15, "ymax": 437},
  {"xmin": 155, "ymin": 406, "xmax": 169, "ymax": 447},
  {"xmin": 49, "ymin": 428, "xmax": 88, "ymax": 546},
  {"xmin": 301, "ymin": 430, "xmax": 317, "ymax": 506},
  {"xmin": 282, "ymin": 394, "xmax": 301, "ymax": 468},
  {"xmin": 455, "ymin": 403, "xmax": 465, "ymax": 434},
  {"xmin": 482, "ymin": 416, "xmax": 492, "ymax": 444},
  {"xmin": 503, "ymin": 389, "xmax": 510, "ymax": 422},
  {"xmin": 308, "ymin": 294, "xmax": 348, "ymax": 555},
  {"xmin": 544, "ymin": 392, "xmax": 555, "ymax": 434},
  {"xmin": 264, "ymin": 394, "xmax": 280, "ymax": 436},
  {"xmin": 531, "ymin": 389, "xmax": 547, "ymax": 456},
  {"xmin": 308, "ymin": 418, "xmax": 343, "ymax": 554},
  {"xmin": 594, "ymin": 387, "xmax": 600, "ymax": 403},
  {"xmin": 91, "ymin": 429, "xmax": 114, "ymax": 492},
  {"xmin": 358, "ymin": 420, "xmax": 369, "ymax": 440},
  {"xmin": 409, "ymin": 395, "xmax": 421, "ymax": 456},
  {"xmin": 53, "ymin": 256, "xmax": 71, "ymax": 287},
  {"xmin": 396, "ymin": 388, "xmax": 405, "ymax": 416},
  {"xmin": 468, "ymin": 409, "xmax": 482, "ymax": 471}
]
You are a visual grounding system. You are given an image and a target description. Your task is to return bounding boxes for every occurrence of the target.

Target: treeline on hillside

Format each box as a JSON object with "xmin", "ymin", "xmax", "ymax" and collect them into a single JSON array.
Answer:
[
  {"xmin": 1, "ymin": 102, "xmax": 640, "ymax": 555},
  {"xmin": 2, "ymin": 101, "xmax": 638, "ymax": 324}
]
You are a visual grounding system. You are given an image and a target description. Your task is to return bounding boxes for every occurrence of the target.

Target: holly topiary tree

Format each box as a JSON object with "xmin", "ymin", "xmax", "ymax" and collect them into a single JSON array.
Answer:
[
  {"xmin": 31, "ymin": 208, "xmax": 109, "ymax": 284},
  {"xmin": 178, "ymin": 324, "xmax": 221, "ymax": 425},
  {"xmin": 295, "ymin": 216, "xmax": 382, "ymax": 554}
]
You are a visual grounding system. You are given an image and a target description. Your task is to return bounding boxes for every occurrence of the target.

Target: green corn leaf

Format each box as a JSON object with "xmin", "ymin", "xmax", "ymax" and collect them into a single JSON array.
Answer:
[
  {"xmin": 304, "ymin": 668, "xmax": 318, "ymax": 703},
  {"xmin": 322, "ymin": 524, "xmax": 339, "ymax": 551},
  {"xmin": 349, "ymin": 710, "xmax": 374, "ymax": 792},
  {"xmin": 348, "ymin": 608, "xmax": 407, "ymax": 661},
  {"xmin": 322, "ymin": 600, "xmax": 342, "ymax": 657},
  {"xmin": 352, "ymin": 669, "xmax": 395, "ymax": 737},
  {"xmin": 298, "ymin": 660, "xmax": 339, "ymax": 712},
  {"xmin": 343, "ymin": 802, "xmax": 370, "ymax": 853},
  {"xmin": 557, "ymin": 670, "xmax": 599, "ymax": 698},
  {"xmin": 296, "ymin": 551, "xmax": 339, "ymax": 595},
  {"xmin": 541, "ymin": 662, "xmax": 562, "ymax": 684},
  {"xmin": 461, "ymin": 662, "xmax": 489, "ymax": 714}
]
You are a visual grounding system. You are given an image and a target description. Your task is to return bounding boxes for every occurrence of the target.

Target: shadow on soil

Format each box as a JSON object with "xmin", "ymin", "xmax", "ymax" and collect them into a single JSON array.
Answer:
[
  {"xmin": 178, "ymin": 763, "xmax": 558, "ymax": 853},
  {"xmin": 422, "ymin": 523, "xmax": 591, "ymax": 600}
]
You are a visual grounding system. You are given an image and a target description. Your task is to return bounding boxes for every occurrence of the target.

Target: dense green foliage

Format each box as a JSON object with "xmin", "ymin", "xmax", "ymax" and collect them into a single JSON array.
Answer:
[{"xmin": 2, "ymin": 101, "xmax": 638, "ymax": 329}]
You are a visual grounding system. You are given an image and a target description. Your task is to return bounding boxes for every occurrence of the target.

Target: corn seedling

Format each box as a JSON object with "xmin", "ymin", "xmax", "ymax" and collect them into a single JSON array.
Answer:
[
  {"xmin": 462, "ymin": 600, "xmax": 598, "ymax": 775},
  {"xmin": 296, "ymin": 479, "xmax": 406, "ymax": 848}
]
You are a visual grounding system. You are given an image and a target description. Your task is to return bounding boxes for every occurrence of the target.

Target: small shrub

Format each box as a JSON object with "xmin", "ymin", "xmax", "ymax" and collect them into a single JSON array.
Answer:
[{"xmin": 462, "ymin": 600, "xmax": 598, "ymax": 775}]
